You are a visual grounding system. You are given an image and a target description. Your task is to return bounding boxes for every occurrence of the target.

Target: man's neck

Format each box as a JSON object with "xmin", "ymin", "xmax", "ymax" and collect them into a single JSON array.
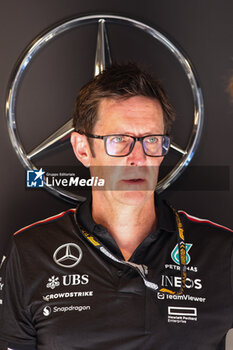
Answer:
[{"xmin": 92, "ymin": 194, "xmax": 157, "ymax": 261}]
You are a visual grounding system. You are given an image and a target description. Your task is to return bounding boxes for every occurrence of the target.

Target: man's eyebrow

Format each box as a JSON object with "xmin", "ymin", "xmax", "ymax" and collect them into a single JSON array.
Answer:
[{"xmin": 105, "ymin": 131, "xmax": 163, "ymax": 136}]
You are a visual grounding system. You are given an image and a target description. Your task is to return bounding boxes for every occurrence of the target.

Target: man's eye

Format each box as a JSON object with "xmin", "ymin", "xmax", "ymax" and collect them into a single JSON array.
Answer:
[
  {"xmin": 147, "ymin": 137, "xmax": 158, "ymax": 143},
  {"xmin": 112, "ymin": 136, "xmax": 124, "ymax": 143}
]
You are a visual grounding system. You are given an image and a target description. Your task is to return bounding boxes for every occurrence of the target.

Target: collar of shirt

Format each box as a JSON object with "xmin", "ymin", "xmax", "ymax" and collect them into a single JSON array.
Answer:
[{"xmin": 76, "ymin": 193, "xmax": 176, "ymax": 262}]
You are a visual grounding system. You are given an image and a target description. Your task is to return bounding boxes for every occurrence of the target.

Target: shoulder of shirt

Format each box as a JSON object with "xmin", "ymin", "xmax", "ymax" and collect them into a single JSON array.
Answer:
[
  {"xmin": 13, "ymin": 208, "xmax": 77, "ymax": 237},
  {"xmin": 178, "ymin": 210, "xmax": 233, "ymax": 233}
]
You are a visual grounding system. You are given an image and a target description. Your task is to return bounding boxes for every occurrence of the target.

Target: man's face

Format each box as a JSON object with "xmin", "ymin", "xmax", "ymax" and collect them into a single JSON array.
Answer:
[{"xmin": 72, "ymin": 95, "xmax": 165, "ymax": 206}]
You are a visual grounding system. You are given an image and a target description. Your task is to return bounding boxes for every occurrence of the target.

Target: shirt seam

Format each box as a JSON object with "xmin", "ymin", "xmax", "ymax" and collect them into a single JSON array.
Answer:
[
  {"xmin": 12, "ymin": 240, "xmax": 37, "ymax": 335},
  {"xmin": 0, "ymin": 334, "xmax": 36, "ymax": 346},
  {"xmin": 230, "ymin": 242, "xmax": 233, "ymax": 327}
]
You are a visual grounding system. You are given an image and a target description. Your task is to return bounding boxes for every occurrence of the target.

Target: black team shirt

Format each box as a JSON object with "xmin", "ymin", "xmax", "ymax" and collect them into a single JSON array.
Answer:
[{"xmin": 0, "ymin": 196, "xmax": 233, "ymax": 350}]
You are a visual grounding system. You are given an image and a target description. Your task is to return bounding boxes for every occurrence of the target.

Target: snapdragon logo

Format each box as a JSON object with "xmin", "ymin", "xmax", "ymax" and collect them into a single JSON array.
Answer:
[
  {"xmin": 42, "ymin": 304, "xmax": 91, "ymax": 315},
  {"xmin": 53, "ymin": 305, "xmax": 91, "ymax": 313},
  {"xmin": 43, "ymin": 306, "xmax": 52, "ymax": 317}
]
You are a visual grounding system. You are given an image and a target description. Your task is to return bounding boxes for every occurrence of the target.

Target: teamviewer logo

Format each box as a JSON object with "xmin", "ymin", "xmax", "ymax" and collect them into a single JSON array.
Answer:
[{"xmin": 27, "ymin": 168, "xmax": 45, "ymax": 187}]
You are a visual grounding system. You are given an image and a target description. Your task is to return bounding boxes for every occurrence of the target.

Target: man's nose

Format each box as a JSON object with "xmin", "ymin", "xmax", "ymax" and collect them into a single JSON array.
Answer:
[{"xmin": 126, "ymin": 140, "xmax": 147, "ymax": 166}]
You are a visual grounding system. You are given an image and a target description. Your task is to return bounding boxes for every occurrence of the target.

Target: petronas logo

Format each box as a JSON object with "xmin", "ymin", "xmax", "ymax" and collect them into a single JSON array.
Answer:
[{"xmin": 171, "ymin": 243, "xmax": 193, "ymax": 265}]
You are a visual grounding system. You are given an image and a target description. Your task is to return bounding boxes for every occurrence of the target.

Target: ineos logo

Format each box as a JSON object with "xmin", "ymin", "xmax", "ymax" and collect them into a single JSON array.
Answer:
[{"xmin": 53, "ymin": 243, "xmax": 82, "ymax": 268}]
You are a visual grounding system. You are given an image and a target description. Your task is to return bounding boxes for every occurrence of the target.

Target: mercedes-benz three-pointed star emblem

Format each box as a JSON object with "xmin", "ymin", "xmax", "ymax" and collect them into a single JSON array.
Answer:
[
  {"xmin": 6, "ymin": 14, "xmax": 204, "ymax": 202},
  {"xmin": 53, "ymin": 243, "xmax": 83, "ymax": 268}
]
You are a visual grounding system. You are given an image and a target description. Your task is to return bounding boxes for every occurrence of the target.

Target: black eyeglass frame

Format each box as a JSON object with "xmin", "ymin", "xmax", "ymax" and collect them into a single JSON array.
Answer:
[{"xmin": 77, "ymin": 130, "xmax": 171, "ymax": 157}]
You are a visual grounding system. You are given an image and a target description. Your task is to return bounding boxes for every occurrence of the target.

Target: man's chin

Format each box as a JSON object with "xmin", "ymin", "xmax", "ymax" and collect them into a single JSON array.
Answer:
[{"xmin": 112, "ymin": 190, "xmax": 154, "ymax": 206}]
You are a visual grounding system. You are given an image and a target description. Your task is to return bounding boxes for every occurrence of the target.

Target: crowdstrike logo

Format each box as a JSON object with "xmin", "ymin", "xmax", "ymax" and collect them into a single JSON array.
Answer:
[
  {"xmin": 43, "ymin": 290, "xmax": 93, "ymax": 302},
  {"xmin": 53, "ymin": 243, "xmax": 83, "ymax": 268}
]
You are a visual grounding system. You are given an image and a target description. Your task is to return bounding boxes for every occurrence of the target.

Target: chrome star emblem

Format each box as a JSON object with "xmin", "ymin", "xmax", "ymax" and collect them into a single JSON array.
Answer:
[
  {"xmin": 53, "ymin": 243, "xmax": 83, "ymax": 268},
  {"xmin": 6, "ymin": 14, "xmax": 203, "ymax": 202}
]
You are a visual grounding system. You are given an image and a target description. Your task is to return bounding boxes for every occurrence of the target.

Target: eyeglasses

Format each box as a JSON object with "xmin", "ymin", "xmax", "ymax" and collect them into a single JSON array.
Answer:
[{"xmin": 77, "ymin": 130, "xmax": 170, "ymax": 157}]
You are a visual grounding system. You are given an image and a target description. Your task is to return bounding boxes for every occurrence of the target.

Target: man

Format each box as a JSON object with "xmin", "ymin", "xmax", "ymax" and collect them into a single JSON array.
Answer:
[{"xmin": 0, "ymin": 63, "xmax": 232, "ymax": 350}]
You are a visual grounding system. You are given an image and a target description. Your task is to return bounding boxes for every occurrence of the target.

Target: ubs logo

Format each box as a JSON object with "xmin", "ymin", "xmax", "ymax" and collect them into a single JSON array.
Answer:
[
  {"xmin": 53, "ymin": 243, "xmax": 82, "ymax": 268},
  {"xmin": 46, "ymin": 274, "xmax": 89, "ymax": 289}
]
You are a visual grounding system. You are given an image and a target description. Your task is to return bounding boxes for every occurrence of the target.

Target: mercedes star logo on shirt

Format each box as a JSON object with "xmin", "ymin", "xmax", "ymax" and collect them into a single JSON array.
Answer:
[{"xmin": 53, "ymin": 243, "xmax": 83, "ymax": 268}]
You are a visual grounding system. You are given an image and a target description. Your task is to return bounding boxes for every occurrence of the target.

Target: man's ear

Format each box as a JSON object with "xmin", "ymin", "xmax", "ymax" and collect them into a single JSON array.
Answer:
[{"xmin": 70, "ymin": 132, "xmax": 91, "ymax": 168}]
